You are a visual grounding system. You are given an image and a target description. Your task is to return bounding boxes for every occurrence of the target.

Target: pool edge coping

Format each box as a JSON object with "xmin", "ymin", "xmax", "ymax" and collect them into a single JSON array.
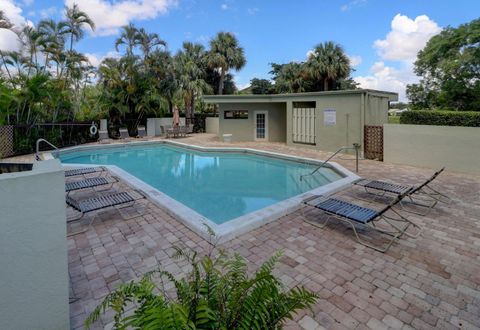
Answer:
[{"xmin": 49, "ymin": 140, "xmax": 360, "ymax": 243}]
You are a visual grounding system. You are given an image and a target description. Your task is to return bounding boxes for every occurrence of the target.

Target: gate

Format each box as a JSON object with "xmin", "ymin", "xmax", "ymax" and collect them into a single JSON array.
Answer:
[
  {"xmin": 0, "ymin": 125, "xmax": 14, "ymax": 158},
  {"xmin": 292, "ymin": 107, "xmax": 315, "ymax": 145},
  {"xmin": 364, "ymin": 125, "xmax": 383, "ymax": 160}
]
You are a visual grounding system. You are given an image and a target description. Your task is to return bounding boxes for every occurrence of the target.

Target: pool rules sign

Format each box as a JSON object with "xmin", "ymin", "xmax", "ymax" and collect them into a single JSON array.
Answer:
[{"xmin": 324, "ymin": 109, "xmax": 336, "ymax": 126}]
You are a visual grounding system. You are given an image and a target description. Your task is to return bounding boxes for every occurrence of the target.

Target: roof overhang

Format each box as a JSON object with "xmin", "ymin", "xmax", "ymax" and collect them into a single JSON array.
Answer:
[{"xmin": 203, "ymin": 89, "xmax": 399, "ymax": 104}]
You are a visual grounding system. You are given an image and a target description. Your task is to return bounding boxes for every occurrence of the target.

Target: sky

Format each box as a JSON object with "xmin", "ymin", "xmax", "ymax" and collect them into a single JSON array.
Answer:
[{"xmin": 1, "ymin": 0, "xmax": 479, "ymax": 101}]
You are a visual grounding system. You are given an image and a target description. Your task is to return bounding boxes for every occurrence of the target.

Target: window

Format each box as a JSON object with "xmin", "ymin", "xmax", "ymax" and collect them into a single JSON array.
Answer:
[{"xmin": 224, "ymin": 110, "xmax": 248, "ymax": 119}]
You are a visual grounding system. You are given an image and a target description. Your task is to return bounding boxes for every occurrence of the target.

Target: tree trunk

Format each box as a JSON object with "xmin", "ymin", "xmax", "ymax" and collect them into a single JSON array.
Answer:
[
  {"xmin": 218, "ymin": 68, "xmax": 225, "ymax": 95},
  {"xmin": 323, "ymin": 78, "xmax": 329, "ymax": 91}
]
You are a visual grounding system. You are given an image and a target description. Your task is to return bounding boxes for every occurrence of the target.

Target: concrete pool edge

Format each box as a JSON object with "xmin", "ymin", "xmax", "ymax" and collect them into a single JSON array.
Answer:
[{"xmin": 49, "ymin": 140, "xmax": 360, "ymax": 243}]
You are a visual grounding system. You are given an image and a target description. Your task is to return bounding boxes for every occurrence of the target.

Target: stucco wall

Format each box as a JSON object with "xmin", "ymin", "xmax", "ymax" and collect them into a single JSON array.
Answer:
[
  {"xmin": 205, "ymin": 117, "xmax": 219, "ymax": 134},
  {"xmin": 219, "ymin": 103, "xmax": 286, "ymax": 142},
  {"xmin": 315, "ymin": 94, "xmax": 363, "ymax": 152},
  {"xmin": 147, "ymin": 117, "xmax": 186, "ymax": 136},
  {"xmin": 0, "ymin": 160, "xmax": 69, "ymax": 330},
  {"xmin": 384, "ymin": 124, "xmax": 480, "ymax": 174}
]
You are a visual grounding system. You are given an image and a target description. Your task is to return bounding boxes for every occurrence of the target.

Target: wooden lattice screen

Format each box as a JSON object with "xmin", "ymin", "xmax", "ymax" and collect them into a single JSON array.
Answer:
[
  {"xmin": 364, "ymin": 125, "xmax": 383, "ymax": 160},
  {"xmin": 0, "ymin": 125, "xmax": 14, "ymax": 159}
]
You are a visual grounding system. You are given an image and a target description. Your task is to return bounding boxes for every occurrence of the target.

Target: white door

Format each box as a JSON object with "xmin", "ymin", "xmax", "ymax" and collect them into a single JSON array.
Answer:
[{"xmin": 254, "ymin": 111, "xmax": 268, "ymax": 141}]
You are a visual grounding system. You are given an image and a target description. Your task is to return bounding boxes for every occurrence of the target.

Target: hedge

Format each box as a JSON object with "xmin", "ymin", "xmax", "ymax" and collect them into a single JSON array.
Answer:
[{"xmin": 400, "ymin": 110, "xmax": 480, "ymax": 127}]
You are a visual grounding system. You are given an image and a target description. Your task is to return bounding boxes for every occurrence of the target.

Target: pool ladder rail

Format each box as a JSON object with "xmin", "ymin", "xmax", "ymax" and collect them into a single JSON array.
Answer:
[
  {"xmin": 35, "ymin": 138, "xmax": 59, "ymax": 161},
  {"xmin": 299, "ymin": 143, "xmax": 361, "ymax": 181}
]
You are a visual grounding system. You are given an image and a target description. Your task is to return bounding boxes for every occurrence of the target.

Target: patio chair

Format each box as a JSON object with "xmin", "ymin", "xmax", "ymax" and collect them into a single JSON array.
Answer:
[
  {"xmin": 353, "ymin": 167, "xmax": 450, "ymax": 216},
  {"xmin": 65, "ymin": 176, "xmax": 117, "ymax": 193},
  {"xmin": 166, "ymin": 126, "xmax": 180, "ymax": 138},
  {"xmin": 64, "ymin": 166, "xmax": 106, "ymax": 178},
  {"xmin": 119, "ymin": 128, "xmax": 129, "ymax": 139},
  {"xmin": 66, "ymin": 190, "xmax": 146, "ymax": 236},
  {"xmin": 302, "ymin": 192, "xmax": 422, "ymax": 252}
]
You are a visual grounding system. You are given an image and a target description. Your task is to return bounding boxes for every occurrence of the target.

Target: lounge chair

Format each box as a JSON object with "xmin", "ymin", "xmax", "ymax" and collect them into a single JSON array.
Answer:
[
  {"xmin": 64, "ymin": 166, "xmax": 106, "ymax": 177},
  {"xmin": 66, "ymin": 191, "xmax": 145, "ymax": 236},
  {"xmin": 302, "ymin": 192, "xmax": 422, "ymax": 252},
  {"xmin": 353, "ymin": 167, "xmax": 450, "ymax": 215},
  {"xmin": 119, "ymin": 128, "xmax": 129, "ymax": 139},
  {"xmin": 65, "ymin": 176, "xmax": 117, "ymax": 193}
]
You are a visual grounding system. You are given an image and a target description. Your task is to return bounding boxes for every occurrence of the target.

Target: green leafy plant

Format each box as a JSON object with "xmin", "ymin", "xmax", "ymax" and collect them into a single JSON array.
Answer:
[
  {"xmin": 86, "ymin": 236, "xmax": 318, "ymax": 329},
  {"xmin": 400, "ymin": 110, "xmax": 480, "ymax": 127}
]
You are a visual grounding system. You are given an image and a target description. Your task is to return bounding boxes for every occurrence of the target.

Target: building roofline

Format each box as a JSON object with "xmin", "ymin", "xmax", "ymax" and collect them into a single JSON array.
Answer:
[{"xmin": 203, "ymin": 89, "xmax": 399, "ymax": 103}]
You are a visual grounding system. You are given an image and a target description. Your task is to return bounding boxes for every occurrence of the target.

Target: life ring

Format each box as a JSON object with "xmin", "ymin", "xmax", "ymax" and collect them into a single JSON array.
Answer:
[{"xmin": 89, "ymin": 123, "xmax": 98, "ymax": 135}]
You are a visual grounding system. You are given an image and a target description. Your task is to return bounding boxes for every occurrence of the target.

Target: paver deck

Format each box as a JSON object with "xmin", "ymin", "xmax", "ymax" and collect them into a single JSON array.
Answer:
[{"xmin": 8, "ymin": 134, "xmax": 480, "ymax": 329}]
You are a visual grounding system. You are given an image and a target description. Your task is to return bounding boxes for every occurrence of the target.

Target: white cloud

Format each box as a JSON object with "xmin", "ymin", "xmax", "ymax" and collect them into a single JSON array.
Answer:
[
  {"xmin": 354, "ymin": 14, "xmax": 442, "ymax": 101},
  {"xmin": 39, "ymin": 6, "xmax": 58, "ymax": 19},
  {"xmin": 354, "ymin": 62, "xmax": 417, "ymax": 101},
  {"xmin": 374, "ymin": 14, "xmax": 441, "ymax": 62},
  {"xmin": 247, "ymin": 7, "xmax": 259, "ymax": 15},
  {"xmin": 348, "ymin": 55, "xmax": 362, "ymax": 67},
  {"xmin": 21, "ymin": 0, "xmax": 33, "ymax": 6},
  {"xmin": 340, "ymin": 0, "xmax": 367, "ymax": 12},
  {"xmin": 64, "ymin": 0, "xmax": 178, "ymax": 36},
  {"xmin": 85, "ymin": 51, "xmax": 121, "ymax": 67},
  {"xmin": 0, "ymin": 0, "xmax": 29, "ymax": 52},
  {"xmin": 221, "ymin": 4, "xmax": 228, "ymax": 10}
]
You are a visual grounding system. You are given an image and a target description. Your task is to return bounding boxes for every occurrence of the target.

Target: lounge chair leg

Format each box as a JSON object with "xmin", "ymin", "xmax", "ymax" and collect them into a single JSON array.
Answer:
[
  {"xmin": 301, "ymin": 205, "xmax": 330, "ymax": 228},
  {"xmin": 383, "ymin": 210, "xmax": 423, "ymax": 238},
  {"xmin": 349, "ymin": 220, "xmax": 399, "ymax": 253}
]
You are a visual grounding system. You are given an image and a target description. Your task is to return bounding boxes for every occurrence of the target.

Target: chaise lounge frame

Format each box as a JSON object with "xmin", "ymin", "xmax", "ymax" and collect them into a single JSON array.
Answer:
[
  {"xmin": 353, "ymin": 167, "xmax": 450, "ymax": 216},
  {"xmin": 302, "ymin": 192, "xmax": 423, "ymax": 252}
]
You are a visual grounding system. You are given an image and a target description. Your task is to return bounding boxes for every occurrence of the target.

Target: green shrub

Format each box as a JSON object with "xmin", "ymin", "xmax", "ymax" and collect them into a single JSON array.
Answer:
[
  {"xmin": 400, "ymin": 110, "xmax": 480, "ymax": 127},
  {"xmin": 86, "ymin": 238, "xmax": 318, "ymax": 330}
]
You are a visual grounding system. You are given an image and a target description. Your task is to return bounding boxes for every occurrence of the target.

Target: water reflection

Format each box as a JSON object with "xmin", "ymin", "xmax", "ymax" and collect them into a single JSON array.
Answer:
[{"xmin": 61, "ymin": 145, "xmax": 342, "ymax": 224}]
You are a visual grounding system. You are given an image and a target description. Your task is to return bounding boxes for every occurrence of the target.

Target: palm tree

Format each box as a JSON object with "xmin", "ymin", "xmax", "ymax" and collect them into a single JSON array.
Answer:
[
  {"xmin": 207, "ymin": 32, "xmax": 246, "ymax": 95},
  {"xmin": 64, "ymin": 3, "xmax": 95, "ymax": 52},
  {"xmin": 137, "ymin": 28, "xmax": 166, "ymax": 60},
  {"xmin": 0, "ymin": 10, "xmax": 13, "ymax": 29},
  {"xmin": 175, "ymin": 42, "xmax": 212, "ymax": 123},
  {"xmin": 0, "ymin": 11, "xmax": 14, "ymax": 80},
  {"xmin": 149, "ymin": 50, "xmax": 178, "ymax": 113},
  {"xmin": 272, "ymin": 62, "xmax": 309, "ymax": 93},
  {"xmin": 20, "ymin": 25, "xmax": 44, "ymax": 75},
  {"xmin": 115, "ymin": 23, "xmax": 140, "ymax": 57},
  {"xmin": 37, "ymin": 19, "xmax": 67, "ymax": 72},
  {"xmin": 306, "ymin": 41, "xmax": 350, "ymax": 91}
]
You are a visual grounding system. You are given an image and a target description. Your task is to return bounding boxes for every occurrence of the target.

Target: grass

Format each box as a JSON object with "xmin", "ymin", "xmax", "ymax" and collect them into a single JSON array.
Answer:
[{"xmin": 388, "ymin": 116, "xmax": 401, "ymax": 124}]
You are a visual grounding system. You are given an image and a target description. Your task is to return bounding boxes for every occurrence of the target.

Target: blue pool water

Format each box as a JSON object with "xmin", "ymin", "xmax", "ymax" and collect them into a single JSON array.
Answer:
[{"xmin": 59, "ymin": 145, "xmax": 343, "ymax": 224}]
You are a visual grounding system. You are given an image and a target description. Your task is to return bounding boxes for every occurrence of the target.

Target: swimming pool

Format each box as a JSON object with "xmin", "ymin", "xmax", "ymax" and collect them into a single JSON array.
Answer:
[{"xmin": 56, "ymin": 142, "xmax": 358, "ymax": 241}]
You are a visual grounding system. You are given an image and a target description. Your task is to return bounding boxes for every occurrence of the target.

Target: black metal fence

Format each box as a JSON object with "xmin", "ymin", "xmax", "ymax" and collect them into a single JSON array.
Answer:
[{"xmin": 5, "ymin": 122, "xmax": 98, "ymax": 156}]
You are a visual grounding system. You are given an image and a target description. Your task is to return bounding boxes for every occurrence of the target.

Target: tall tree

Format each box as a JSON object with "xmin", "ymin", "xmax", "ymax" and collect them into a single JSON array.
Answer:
[
  {"xmin": 175, "ymin": 42, "xmax": 211, "ymax": 122},
  {"xmin": 306, "ymin": 41, "xmax": 350, "ymax": 91},
  {"xmin": 115, "ymin": 23, "xmax": 140, "ymax": 57},
  {"xmin": 37, "ymin": 19, "xmax": 68, "ymax": 73},
  {"xmin": 270, "ymin": 62, "xmax": 309, "ymax": 93},
  {"xmin": 407, "ymin": 18, "xmax": 480, "ymax": 110},
  {"xmin": 137, "ymin": 28, "xmax": 166, "ymax": 60},
  {"xmin": 207, "ymin": 32, "xmax": 246, "ymax": 95},
  {"xmin": 250, "ymin": 78, "xmax": 273, "ymax": 94},
  {"xmin": 64, "ymin": 3, "xmax": 95, "ymax": 52}
]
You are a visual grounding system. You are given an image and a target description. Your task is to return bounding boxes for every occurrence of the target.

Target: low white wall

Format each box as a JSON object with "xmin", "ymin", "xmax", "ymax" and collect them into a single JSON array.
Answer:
[
  {"xmin": 384, "ymin": 124, "xmax": 480, "ymax": 174},
  {"xmin": 0, "ymin": 160, "xmax": 69, "ymax": 330},
  {"xmin": 147, "ymin": 117, "xmax": 186, "ymax": 136},
  {"xmin": 205, "ymin": 117, "xmax": 219, "ymax": 134}
]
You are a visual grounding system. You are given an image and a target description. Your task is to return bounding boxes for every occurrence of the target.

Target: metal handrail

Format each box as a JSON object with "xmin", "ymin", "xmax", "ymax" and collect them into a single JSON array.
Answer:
[
  {"xmin": 35, "ymin": 138, "xmax": 59, "ymax": 161},
  {"xmin": 299, "ymin": 143, "xmax": 360, "ymax": 181}
]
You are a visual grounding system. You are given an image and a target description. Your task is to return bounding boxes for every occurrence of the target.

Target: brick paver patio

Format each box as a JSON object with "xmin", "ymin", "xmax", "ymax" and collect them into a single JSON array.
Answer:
[{"xmin": 27, "ymin": 134, "xmax": 480, "ymax": 329}]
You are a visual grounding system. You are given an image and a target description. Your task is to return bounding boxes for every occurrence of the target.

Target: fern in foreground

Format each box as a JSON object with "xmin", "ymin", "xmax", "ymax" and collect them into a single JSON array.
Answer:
[{"xmin": 85, "ymin": 242, "xmax": 318, "ymax": 329}]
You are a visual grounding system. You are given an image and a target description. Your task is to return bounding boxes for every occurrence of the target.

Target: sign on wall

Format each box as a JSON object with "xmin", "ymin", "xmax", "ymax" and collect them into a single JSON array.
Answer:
[{"xmin": 324, "ymin": 109, "xmax": 336, "ymax": 126}]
